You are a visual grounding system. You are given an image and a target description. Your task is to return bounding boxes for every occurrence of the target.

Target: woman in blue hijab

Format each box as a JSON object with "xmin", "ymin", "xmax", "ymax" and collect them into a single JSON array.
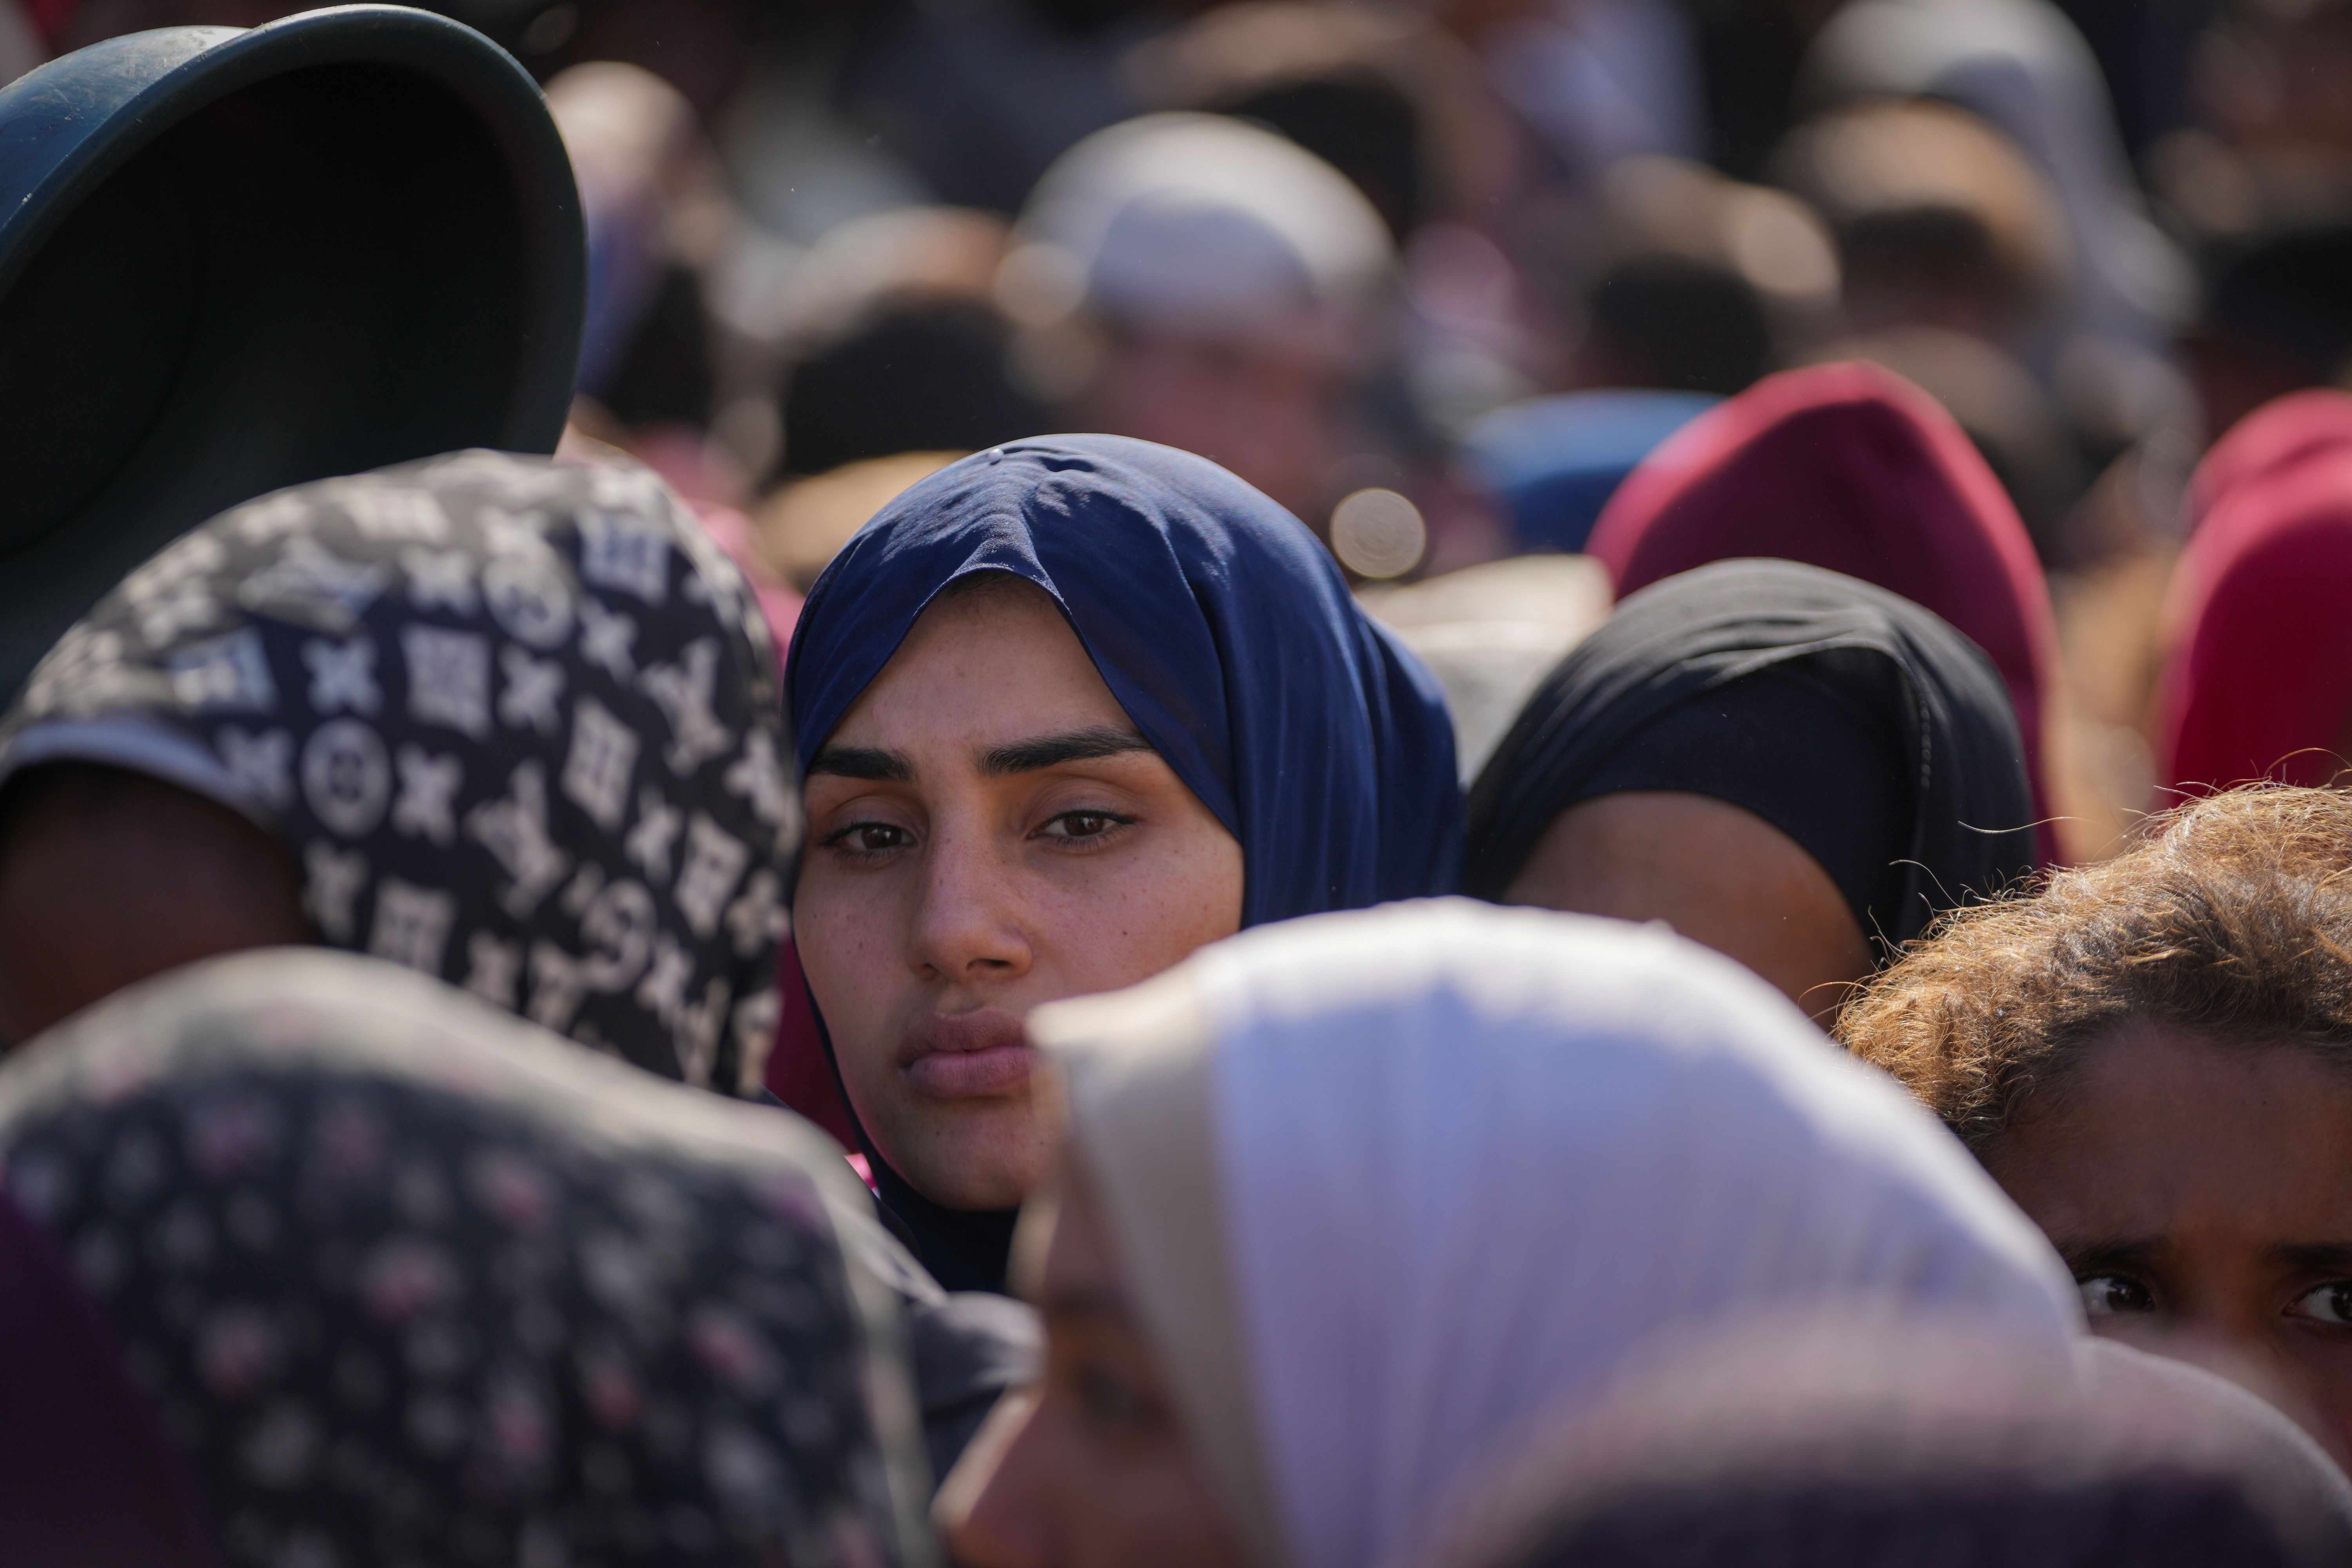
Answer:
[{"xmin": 787, "ymin": 435, "xmax": 1461, "ymax": 1292}]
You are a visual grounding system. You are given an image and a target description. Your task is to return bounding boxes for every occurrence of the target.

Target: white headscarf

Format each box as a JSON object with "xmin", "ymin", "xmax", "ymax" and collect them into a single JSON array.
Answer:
[{"xmin": 1030, "ymin": 899, "xmax": 2082, "ymax": 1568}]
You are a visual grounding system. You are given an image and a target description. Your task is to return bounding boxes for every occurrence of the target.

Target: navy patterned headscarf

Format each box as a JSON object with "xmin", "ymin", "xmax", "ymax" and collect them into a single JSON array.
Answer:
[
  {"xmin": 0, "ymin": 947, "xmax": 935, "ymax": 1568},
  {"xmin": 786, "ymin": 434, "xmax": 1463, "ymax": 1290},
  {"xmin": 0, "ymin": 452, "xmax": 792, "ymax": 1091}
]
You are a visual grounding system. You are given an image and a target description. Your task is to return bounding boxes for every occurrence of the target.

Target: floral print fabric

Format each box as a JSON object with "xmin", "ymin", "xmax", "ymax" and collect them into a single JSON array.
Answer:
[
  {"xmin": 0, "ymin": 947, "xmax": 935, "ymax": 1568},
  {"xmin": 0, "ymin": 450, "xmax": 794, "ymax": 1090}
]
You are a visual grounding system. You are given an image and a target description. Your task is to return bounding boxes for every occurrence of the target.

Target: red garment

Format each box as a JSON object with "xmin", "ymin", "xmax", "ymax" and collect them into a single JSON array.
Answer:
[
  {"xmin": 1586, "ymin": 361, "xmax": 2063, "ymax": 865},
  {"xmin": 2185, "ymin": 387, "xmax": 2352, "ymax": 532},
  {"xmin": 2156, "ymin": 419, "xmax": 2352, "ymax": 793},
  {"xmin": 764, "ymin": 936, "xmax": 858, "ymax": 1145},
  {"xmin": 21, "ymin": 0, "xmax": 74, "ymax": 47}
]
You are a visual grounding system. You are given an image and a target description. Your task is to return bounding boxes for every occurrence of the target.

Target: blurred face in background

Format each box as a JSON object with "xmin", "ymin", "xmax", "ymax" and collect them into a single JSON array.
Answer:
[
  {"xmin": 1983, "ymin": 1020, "xmax": 2352, "ymax": 1470},
  {"xmin": 1076, "ymin": 327, "xmax": 1343, "ymax": 528},
  {"xmin": 795, "ymin": 576, "xmax": 1243, "ymax": 1210},
  {"xmin": 942, "ymin": 1154, "xmax": 1246, "ymax": 1568}
]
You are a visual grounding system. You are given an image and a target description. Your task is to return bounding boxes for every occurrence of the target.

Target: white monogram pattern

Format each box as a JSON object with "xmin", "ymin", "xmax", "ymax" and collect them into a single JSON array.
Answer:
[{"xmin": 2, "ymin": 452, "xmax": 793, "ymax": 1088}]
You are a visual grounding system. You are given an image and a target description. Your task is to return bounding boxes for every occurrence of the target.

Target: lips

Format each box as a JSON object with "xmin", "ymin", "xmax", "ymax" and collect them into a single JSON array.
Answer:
[{"xmin": 899, "ymin": 1009, "xmax": 1035, "ymax": 1099}]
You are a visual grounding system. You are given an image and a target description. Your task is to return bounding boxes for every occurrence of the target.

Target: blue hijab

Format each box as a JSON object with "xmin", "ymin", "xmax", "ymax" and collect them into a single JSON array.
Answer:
[{"xmin": 787, "ymin": 435, "xmax": 1463, "ymax": 1289}]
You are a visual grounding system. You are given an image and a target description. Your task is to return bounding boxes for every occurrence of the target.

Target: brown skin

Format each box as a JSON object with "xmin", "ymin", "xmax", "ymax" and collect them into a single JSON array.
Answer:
[
  {"xmin": 0, "ymin": 764, "xmax": 310, "ymax": 1049},
  {"xmin": 941, "ymin": 1154, "xmax": 1247, "ymax": 1568},
  {"xmin": 1078, "ymin": 333, "xmax": 1342, "ymax": 531},
  {"xmin": 1984, "ymin": 1020, "xmax": 2352, "ymax": 1470},
  {"xmin": 795, "ymin": 579, "xmax": 1244, "ymax": 1212},
  {"xmin": 1503, "ymin": 791, "xmax": 1873, "ymax": 1025}
]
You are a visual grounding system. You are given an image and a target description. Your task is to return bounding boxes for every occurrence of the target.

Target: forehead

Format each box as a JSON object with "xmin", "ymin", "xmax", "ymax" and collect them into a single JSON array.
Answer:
[
  {"xmin": 1992, "ymin": 1022, "xmax": 2352, "ymax": 1239},
  {"xmin": 827, "ymin": 579, "xmax": 1132, "ymax": 751}
]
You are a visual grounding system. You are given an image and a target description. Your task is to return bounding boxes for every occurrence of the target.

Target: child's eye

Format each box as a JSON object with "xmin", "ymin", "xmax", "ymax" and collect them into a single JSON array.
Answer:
[
  {"xmin": 2291, "ymin": 1282, "xmax": 2352, "ymax": 1325},
  {"xmin": 2077, "ymin": 1272, "xmax": 2156, "ymax": 1317}
]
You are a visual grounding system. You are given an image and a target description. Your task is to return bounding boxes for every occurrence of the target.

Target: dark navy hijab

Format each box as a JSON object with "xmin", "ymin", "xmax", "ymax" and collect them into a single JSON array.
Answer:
[{"xmin": 787, "ymin": 435, "xmax": 1463, "ymax": 1291}]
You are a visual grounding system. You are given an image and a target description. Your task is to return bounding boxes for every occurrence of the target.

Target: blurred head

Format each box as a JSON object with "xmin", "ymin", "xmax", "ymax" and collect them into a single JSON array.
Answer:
[
  {"xmin": 1127, "ymin": 0, "xmax": 1506, "ymax": 241},
  {"xmin": 1411, "ymin": 1317, "xmax": 2352, "ymax": 1568},
  {"xmin": 1574, "ymin": 254, "xmax": 1772, "ymax": 396},
  {"xmin": 940, "ymin": 1151, "xmax": 1248, "ymax": 1568},
  {"xmin": 1003, "ymin": 114, "xmax": 1395, "ymax": 524},
  {"xmin": 1773, "ymin": 99, "xmax": 2071, "ymax": 342},
  {"xmin": 1842, "ymin": 784, "xmax": 2352, "ymax": 1469},
  {"xmin": 2184, "ymin": 224, "xmax": 2352, "ymax": 442},
  {"xmin": 0, "ymin": 945, "xmax": 931, "ymax": 1564},
  {"xmin": 1466, "ymin": 561, "xmax": 2037, "ymax": 1025},
  {"xmin": 1584, "ymin": 359, "xmax": 2062, "ymax": 859},
  {"xmin": 2156, "ymin": 410, "xmax": 2352, "ymax": 794},
  {"xmin": 1553, "ymin": 156, "xmax": 1838, "ymax": 398},
  {"xmin": 784, "ymin": 436, "xmax": 1461, "ymax": 1289},
  {"xmin": 946, "ymin": 898, "xmax": 2080, "ymax": 1568},
  {"xmin": 1805, "ymin": 327, "xmax": 2086, "ymax": 562},
  {"xmin": 0, "ymin": 452, "xmax": 789, "ymax": 1081},
  {"xmin": 771, "ymin": 207, "xmax": 1047, "ymax": 487}
]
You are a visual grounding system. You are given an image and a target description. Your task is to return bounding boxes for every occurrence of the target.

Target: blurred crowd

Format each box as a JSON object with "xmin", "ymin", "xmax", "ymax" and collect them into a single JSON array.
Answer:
[
  {"xmin": 14, "ymin": 0, "xmax": 2352, "ymax": 1564},
  {"xmin": 11, "ymin": 0, "xmax": 2341, "ymax": 852}
]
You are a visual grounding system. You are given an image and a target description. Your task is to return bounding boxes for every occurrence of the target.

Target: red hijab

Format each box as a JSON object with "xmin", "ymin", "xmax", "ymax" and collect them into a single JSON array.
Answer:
[
  {"xmin": 2185, "ymin": 387, "xmax": 2352, "ymax": 531},
  {"xmin": 1587, "ymin": 361, "xmax": 2062, "ymax": 864},
  {"xmin": 2156, "ymin": 395, "xmax": 2352, "ymax": 792}
]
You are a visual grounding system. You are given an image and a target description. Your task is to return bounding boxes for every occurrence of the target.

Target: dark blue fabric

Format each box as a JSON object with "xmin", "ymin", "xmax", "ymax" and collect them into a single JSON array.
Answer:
[
  {"xmin": 785, "ymin": 435, "xmax": 1463, "ymax": 1292},
  {"xmin": 1465, "ymin": 390, "xmax": 1717, "ymax": 554},
  {"xmin": 788, "ymin": 434, "xmax": 1464, "ymax": 925}
]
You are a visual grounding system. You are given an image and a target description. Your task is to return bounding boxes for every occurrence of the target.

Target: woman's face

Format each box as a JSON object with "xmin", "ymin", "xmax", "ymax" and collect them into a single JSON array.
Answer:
[
  {"xmin": 1985, "ymin": 1020, "xmax": 2352, "ymax": 1470},
  {"xmin": 940, "ymin": 1156, "xmax": 1247, "ymax": 1568},
  {"xmin": 1503, "ymin": 790, "xmax": 1873, "ymax": 1025},
  {"xmin": 795, "ymin": 579, "xmax": 1244, "ymax": 1210}
]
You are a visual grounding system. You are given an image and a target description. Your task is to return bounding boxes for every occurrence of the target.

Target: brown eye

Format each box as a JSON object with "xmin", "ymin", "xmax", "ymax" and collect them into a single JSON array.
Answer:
[
  {"xmin": 1038, "ymin": 810, "xmax": 1133, "ymax": 844},
  {"xmin": 2294, "ymin": 1282, "xmax": 2352, "ymax": 1325},
  {"xmin": 2077, "ymin": 1273, "xmax": 2155, "ymax": 1317},
  {"xmin": 823, "ymin": 822, "xmax": 912, "ymax": 857}
]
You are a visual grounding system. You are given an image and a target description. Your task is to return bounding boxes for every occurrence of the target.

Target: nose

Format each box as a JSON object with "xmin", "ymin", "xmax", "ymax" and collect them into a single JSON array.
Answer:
[{"xmin": 907, "ymin": 818, "xmax": 1035, "ymax": 989}]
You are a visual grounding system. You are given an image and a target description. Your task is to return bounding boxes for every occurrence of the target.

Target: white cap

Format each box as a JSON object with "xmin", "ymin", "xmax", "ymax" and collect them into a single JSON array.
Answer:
[{"xmin": 1004, "ymin": 112, "xmax": 1394, "ymax": 338}]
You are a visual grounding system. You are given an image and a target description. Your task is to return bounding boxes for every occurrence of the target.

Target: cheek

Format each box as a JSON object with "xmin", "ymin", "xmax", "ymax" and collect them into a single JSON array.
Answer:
[
  {"xmin": 791, "ymin": 874, "xmax": 906, "ymax": 1058},
  {"xmin": 1042, "ymin": 827, "xmax": 1243, "ymax": 989},
  {"xmin": 2278, "ymin": 1349, "xmax": 2352, "ymax": 1472}
]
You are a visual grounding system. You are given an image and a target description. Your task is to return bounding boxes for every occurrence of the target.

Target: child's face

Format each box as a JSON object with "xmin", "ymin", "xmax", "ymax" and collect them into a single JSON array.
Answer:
[{"xmin": 1984, "ymin": 1018, "xmax": 2352, "ymax": 1469}]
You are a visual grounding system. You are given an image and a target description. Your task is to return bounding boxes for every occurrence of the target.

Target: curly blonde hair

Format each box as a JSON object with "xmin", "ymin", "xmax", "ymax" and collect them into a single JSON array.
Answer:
[{"xmin": 1837, "ymin": 784, "xmax": 2352, "ymax": 1152}]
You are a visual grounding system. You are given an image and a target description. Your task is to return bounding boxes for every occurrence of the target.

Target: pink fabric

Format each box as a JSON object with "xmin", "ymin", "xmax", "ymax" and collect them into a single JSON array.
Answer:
[
  {"xmin": 2156, "ymin": 436, "xmax": 2352, "ymax": 793},
  {"xmin": 2186, "ymin": 388, "xmax": 2352, "ymax": 532},
  {"xmin": 1587, "ymin": 361, "xmax": 2063, "ymax": 866},
  {"xmin": 687, "ymin": 499, "xmax": 804, "ymax": 657}
]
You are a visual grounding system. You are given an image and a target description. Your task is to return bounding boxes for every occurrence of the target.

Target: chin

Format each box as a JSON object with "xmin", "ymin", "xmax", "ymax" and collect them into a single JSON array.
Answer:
[{"xmin": 881, "ymin": 1096, "xmax": 1053, "ymax": 1212}]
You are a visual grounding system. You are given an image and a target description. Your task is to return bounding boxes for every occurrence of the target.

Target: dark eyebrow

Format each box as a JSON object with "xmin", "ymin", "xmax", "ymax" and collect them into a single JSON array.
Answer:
[
  {"xmin": 2053, "ymin": 1235, "xmax": 2168, "ymax": 1275},
  {"xmin": 980, "ymin": 724, "xmax": 1155, "ymax": 777},
  {"xmin": 805, "ymin": 745, "xmax": 912, "ymax": 782},
  {"xmin": 2270, "ymin": 1242, "xmax": 2352, "ymax": 1275}
]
